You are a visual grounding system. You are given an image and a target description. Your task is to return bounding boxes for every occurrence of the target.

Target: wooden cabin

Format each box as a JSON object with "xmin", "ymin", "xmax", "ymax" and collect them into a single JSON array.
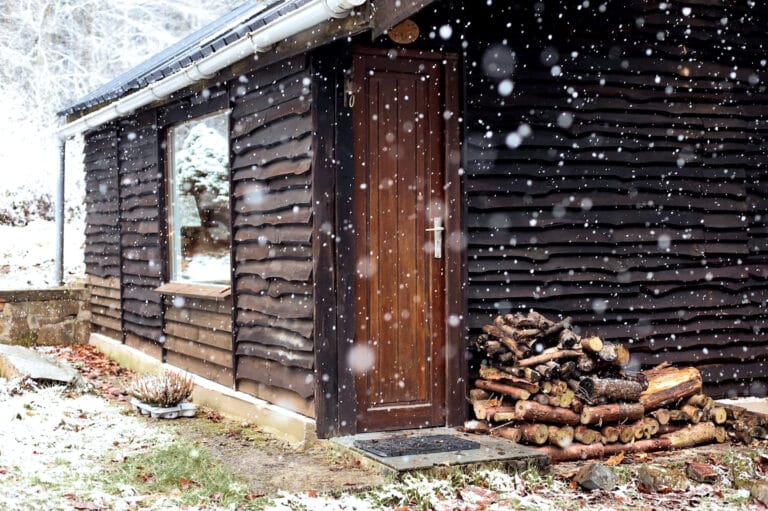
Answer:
[{"xmin": 60, "ymin": 0, "xmax": 768, "ymax": 438}]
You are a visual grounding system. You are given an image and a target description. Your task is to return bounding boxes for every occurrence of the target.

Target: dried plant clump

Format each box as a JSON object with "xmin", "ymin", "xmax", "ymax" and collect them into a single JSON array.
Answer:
[{"xmin": 128, "ymin": 371, "xmax": 194, "ymax": 407}]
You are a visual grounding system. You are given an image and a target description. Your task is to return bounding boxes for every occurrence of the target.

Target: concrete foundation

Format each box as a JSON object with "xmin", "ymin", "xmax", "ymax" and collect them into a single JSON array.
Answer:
[{"xmin": 89, "ymin": 333, "xmax": 317, "ymax": 446}]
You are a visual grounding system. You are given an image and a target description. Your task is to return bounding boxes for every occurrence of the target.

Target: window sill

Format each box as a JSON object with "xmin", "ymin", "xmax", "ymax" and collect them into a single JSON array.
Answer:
[{"xmin": 154, "ymin": 282, "xmax": 231, "ymax": 301}]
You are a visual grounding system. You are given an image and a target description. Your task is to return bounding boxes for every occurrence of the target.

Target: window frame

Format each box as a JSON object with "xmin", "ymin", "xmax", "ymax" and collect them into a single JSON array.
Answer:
[{"xmin": 163, "ymin": 108, "xmax": 233, "ymax": 289}]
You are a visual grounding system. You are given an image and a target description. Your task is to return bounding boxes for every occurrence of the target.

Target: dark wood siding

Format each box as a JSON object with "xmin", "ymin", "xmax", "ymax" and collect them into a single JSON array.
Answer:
[
  {"xmin": 163, "ymin": 294, "xmax": 234, "ymax": 386},
  {"xmin": 230, "ymin": 56, "xmax": 316, "ymax": 414},
  {"xmin": 118, "ymin": 112, "xmax": 164, "ymax": 356},
  {"xmin": 464, "ymin": 0, "xmax": 768, "ymax": 397},
  {"xmin": 83, "ymin": 125, "xmax": 120, "ymax": 279},
  {"xmin": 83, "ymin": 125, "xmax": 121, "ymax": 339}
]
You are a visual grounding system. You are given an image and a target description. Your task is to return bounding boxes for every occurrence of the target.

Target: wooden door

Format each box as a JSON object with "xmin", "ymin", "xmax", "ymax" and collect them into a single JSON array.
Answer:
[{"xmin": 352, "ymin": 51, "xmax": 448, "ymax": 432}]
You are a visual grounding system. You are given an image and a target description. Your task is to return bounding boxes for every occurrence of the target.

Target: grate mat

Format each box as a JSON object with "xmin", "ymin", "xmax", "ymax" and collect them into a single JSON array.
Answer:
[{"xmin": 353, "ymin": 434, "xmax": 481, "ymax": 458}]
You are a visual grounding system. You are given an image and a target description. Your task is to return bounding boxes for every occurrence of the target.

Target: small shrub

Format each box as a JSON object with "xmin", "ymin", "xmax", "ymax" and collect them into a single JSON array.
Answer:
[{"xmin": 128, "ymin": 371, "xmax": 194, "ymax": 407}]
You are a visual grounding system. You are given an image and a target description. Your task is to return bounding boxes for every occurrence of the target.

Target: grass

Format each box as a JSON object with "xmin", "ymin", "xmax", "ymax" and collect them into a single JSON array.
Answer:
[{"xmin": 102, "ymin": 437, "xmax": 270, "ymax": 510}]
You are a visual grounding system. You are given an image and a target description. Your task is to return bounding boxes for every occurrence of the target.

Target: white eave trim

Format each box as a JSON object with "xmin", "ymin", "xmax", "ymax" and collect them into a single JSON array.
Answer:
[{"xmin": 58, "ymin": 0, "xmax": 366, "ymax": 139}]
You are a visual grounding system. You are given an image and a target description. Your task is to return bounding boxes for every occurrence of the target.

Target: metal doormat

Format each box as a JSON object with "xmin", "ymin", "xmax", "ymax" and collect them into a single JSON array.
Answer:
[{"xmin": 353, "ymin": 434, "xmax": 481, "ymax": 458}]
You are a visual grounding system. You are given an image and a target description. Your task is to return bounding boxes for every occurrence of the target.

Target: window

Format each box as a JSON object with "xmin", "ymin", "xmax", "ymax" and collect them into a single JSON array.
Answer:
[{"xmin": 167, "ymin": 111, "xmax": 230, "ymax": 284}]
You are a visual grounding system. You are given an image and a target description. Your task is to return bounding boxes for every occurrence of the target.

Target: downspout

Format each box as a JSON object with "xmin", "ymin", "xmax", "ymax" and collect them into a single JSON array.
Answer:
[{"xmin": 54, "ymin": 137, "xmax": 66, "ymax": 286}]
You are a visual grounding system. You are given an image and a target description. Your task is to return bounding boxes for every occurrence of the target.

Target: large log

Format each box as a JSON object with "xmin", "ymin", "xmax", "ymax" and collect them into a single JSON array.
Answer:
[
  {"xmin": 580, "ymin": 403, "xmax": 645, "ymax": 425},
  {"xmin": 639, "ymin": 366, "xmax": 703, "ymax": 411},
  {"xmin": 535, "ymin": 438, "xmax": 674, "ymax": 462},
  {"xmin": 515, "ymin": 400, "xmax": 581, "ymax": 425},
  {"xmin": 662, "ymin": 422, "xmax": 719, "ymax": 448}
]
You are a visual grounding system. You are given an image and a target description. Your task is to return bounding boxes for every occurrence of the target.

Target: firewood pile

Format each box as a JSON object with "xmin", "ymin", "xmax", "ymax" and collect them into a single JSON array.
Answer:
[{"xmin": 467, "ymin": 311, "xmax": 766, "ymax": 462}]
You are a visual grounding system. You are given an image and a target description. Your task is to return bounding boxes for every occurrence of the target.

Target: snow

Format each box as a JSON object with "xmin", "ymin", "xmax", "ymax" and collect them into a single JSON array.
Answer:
[
  {"xmin": 0, "ymin": 377, "xmax": 171, "ymax": 511},
  {"xmin": 0, "ymin": 219, "xmax": 84, "ymax": 290}
]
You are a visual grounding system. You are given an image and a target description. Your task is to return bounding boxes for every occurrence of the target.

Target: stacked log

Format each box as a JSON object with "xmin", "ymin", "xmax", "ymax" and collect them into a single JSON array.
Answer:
[{"xmin": 468, "ymin": 311, "xmax": 760, "ymax": 461}]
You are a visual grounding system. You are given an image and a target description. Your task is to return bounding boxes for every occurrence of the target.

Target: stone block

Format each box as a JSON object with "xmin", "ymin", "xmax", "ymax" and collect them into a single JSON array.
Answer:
[{"xmin": 75, "ymin": 320, "xmax": 91, "ymax": 345}]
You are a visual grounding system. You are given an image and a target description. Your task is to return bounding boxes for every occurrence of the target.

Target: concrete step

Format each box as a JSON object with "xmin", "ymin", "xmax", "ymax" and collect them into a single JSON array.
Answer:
[
  {"xmin": 331, "ymin": 427, "xmax": 549, "ymax": 476},
  {"xmin": 0, "ymin": 345, "xmax": 85, "ymax": 388}
]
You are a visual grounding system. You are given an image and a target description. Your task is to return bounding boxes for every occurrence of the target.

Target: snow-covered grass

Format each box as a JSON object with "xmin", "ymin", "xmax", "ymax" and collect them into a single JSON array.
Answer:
[
  {"xmin": 0, "ymin": 377, "xmax": 169, "ymax": 510},
  {"xmin": 0, "ymin": 219, "xmax": 84, "ymax": 290},
  {"xmin": 267, "ymin": 457, "xmax": 766, "ymax": 511},
  {"xmin": 0, "ymin": 377, "xmax": 256, "ymax": 511}
]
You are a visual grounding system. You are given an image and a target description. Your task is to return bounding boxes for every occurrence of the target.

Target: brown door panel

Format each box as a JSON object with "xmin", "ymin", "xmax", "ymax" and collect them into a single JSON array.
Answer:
[{"xmin": 352, "ymin": 52, "xmax": 447, "ymax": 432}]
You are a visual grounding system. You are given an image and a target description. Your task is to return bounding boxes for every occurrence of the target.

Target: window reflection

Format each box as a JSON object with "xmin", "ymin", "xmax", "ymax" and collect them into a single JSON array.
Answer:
[{"xmin": 167, "ymin": 111, "xmax": 230, "ymax": 284}]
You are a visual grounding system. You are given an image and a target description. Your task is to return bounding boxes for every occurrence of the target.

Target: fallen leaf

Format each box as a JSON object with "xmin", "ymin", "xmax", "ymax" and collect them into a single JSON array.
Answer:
[
  {"xmin": 605, "ymin": 451, "xmax": 625, "ymax": 467},
  {"xmin": 306, "ymin": 489, "xmax": 318, "ymax": 498},
  {"xmin": 244, "ymin": 492, "xmax": 265, "ymax": 500},
  {"xmin": 179, "ymin": 477, "xmax": 197, "ymax": 490},
  {"xmin": 137, "ymin": 472, "xmax": 155, "ymax": 483},
  {"xmin": 73, "ymin": 502, "xmax": 102, "ymax": 510},
  {"xmin": 209, "ymin": 492, "xmax": 223, "ymax": 502}
]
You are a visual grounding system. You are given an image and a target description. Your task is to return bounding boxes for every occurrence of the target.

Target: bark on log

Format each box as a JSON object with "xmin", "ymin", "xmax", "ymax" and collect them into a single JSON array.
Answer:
[
  {"xmin": 515, "ymin": 400, "xmax": 581, "ymax": 425},
  {"xmin": 478, "ymin": 366, "xmax": 541, "ymax": 393},
  {"xmin": 580, "ymin": 403, "xmax": 645, "ymax": 425},
  {"xmin": 475, "ymin": 379, "xmax": 531, "ymax": 401},
  {"xmin": 493, "ymin": 426, "xmax": 521, "ymax": 442},
  {"xmin": 579, "ymin": 377, "xmax": 643, "ymax": 402},
  {"xmin": 541, "ymin": 317, "xmax": 572, "ymax": 339},
  {"xmin": 485, "ymin": 406, "xmax": 518, "ymax": 422},
  {"xmin": 517, "ymin": 349, "xmax": 582, "ymax": 368},
  {"xmin": 536, "ymin": 438, "xmax": 674, "ymax": 462},
  {"xmin": 662, "ymin": 422, "xmax": 718, "ymax": 448}
]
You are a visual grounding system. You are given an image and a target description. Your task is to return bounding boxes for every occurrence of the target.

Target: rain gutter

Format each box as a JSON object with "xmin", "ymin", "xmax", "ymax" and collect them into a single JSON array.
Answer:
[{"xmin": 53, "ymin": 0, "xmax": 366, "ymax": 285}]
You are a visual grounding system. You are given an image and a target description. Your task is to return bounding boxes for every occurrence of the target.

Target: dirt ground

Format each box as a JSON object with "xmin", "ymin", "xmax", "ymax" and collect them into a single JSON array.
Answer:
[
  {"xmin": 162, "ymin": 414, "xmax": 389, "ymax": 495},
  {"xmin": 46, "ymin": 345, "xmax": 768, "ymax": 510},
  {"xmin": 49, "ymin": 345, "xmax": 388, "ymax": 496}
]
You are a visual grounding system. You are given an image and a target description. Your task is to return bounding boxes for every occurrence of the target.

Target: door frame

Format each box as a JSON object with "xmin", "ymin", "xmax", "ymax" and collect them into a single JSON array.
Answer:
[{"xmin": 311, "ymin": 44, "xmax": 466, "ymax": 437}]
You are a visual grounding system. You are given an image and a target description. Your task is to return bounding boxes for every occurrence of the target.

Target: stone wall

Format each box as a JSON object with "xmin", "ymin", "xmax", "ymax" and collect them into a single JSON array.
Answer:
[{"xmin": 0, "ymin": 289, "xmax": 90, "ymax": 346}]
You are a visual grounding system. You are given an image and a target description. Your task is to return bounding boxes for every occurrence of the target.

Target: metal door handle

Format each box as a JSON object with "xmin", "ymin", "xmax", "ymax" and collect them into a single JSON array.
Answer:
[{"xmin": 425, "ymin": 217, "xmax": 445, "ymax": 259}]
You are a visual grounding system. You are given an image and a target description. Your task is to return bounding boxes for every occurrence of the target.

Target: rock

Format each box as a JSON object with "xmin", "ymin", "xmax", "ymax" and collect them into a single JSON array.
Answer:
[
  {"xmin": 636, "ymin": 464, "xmax": 689, "ymax": 493},
  {"xmin": 751, "ymin": 481, "xmax": 768, "ymax": 506},
  {"xmin": 575, "ymin": 462, "xmax": 617, "ymax": 491},
  {"xmin": 685, "ymin": 461, "xmax": 718, "ymax": 484},
  {"xmin": 0, "ymin": 345, "xmax": 85, "ymax": 389}
]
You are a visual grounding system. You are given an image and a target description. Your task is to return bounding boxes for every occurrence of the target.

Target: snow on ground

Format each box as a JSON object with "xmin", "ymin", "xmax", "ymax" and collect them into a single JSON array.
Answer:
[
  {"xmin": 0, "ymin": 377, "xmax": 182, "ymax": 511},
  {"xmin": 0, "ymin": 219, "xmax": 84, "ymax": 290}
]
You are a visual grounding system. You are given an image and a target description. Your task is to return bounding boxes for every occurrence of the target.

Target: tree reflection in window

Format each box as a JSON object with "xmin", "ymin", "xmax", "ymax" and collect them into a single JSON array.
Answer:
[{"xmin": 168, "ymin": 111, "xmax": 230, "ymax": 284}]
